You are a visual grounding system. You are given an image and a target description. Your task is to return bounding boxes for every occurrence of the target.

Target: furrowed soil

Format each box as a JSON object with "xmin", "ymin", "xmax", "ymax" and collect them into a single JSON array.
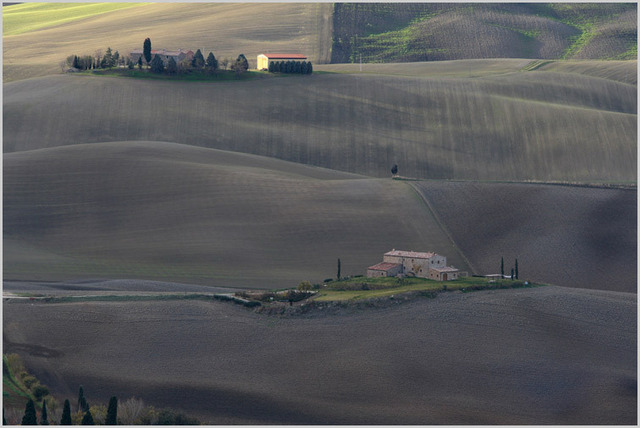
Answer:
[
  {"xmin": 3, "ymin": 141, "xmax": 470, "ymax": 288},
  {"xmin": 4, "ymin": 141, "xmax": 635, "ymax": 292},
  {"xmin": 3, "ymin": 3, "xmax": 333, "ymax": 82},
  {"xmin": 412, "ymin": 181, "xmax": 637, "ymax": 293},
  {"xmin": 3, "ymin": 285, "xmax": 636, "ymax": 425},
  {"xmin": 4, "ymin": 60, "xmax": 637, "ymax": 183}
]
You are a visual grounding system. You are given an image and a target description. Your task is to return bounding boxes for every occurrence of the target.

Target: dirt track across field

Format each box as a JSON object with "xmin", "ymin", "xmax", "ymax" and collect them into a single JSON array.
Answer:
[{"xmin": 3, "ymin": 282, "xmax": 636, "ymax": 425}]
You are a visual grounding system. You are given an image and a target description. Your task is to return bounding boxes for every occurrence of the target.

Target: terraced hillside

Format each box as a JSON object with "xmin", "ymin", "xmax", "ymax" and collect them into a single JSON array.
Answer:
[
  {"xmin": 331, "ymin": 3, "xmax": 637, "ymax": 63},
  {"xmin": 4, "ymin": 285, "xmax": 636, "ymax": 424},
  {"xmin": 3, "ymin": 141, "xmax": 469, "ymax": 288},
  {"xmin": 4, "ymin": 60, "xmax": 636, "ymax": 183},
  {"xmin": 2, "ymin": 2, "xmax": 333, "ymax": 82}
]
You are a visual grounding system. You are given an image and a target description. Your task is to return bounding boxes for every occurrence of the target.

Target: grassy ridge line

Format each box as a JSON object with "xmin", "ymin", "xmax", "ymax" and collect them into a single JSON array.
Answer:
[
  {"xmin": 3, "ymin": 3, "xmax": 147, "ymax": 36},
  {"xmin": 313, "ymin": 276, "xmax": 539, "ymax": 302}
]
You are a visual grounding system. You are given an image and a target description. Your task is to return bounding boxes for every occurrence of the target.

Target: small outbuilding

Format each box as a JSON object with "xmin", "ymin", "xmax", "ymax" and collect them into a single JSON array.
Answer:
[
  {"xmin": 428, "ymin": 266, "xmax": 460, "ymax": 281},
  {"xmin": 257, "ymin": 53, "xmax": 307, "ymax": 70},
  {"xmin": 366, "ymin": 262, "xmax": 403, "ymax": 278}
]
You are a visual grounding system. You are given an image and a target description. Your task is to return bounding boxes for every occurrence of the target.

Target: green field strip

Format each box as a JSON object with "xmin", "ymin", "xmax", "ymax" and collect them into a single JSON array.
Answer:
[{"xmin": 3, "ymin": 3, "xmax": 147, "ymax": 36}]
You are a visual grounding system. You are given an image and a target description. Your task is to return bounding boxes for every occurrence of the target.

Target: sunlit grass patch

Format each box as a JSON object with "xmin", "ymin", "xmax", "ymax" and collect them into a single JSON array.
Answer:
[{"xmin": 3, "ymin": 3, "xmax": 146, "ymax": 36}]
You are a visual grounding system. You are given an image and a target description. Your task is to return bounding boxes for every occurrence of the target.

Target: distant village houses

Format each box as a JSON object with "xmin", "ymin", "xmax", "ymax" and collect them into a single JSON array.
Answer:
[
  {"xmin": 367, "ymin": 249, "xmax": 462, "ymax": 281},
  {"xmin": 257, "ymin": 53, "xmax": 307, "ymax": 70},
  {"xmin": 130, "ymin": 48, "xmax": 194, "ymax": 65}
]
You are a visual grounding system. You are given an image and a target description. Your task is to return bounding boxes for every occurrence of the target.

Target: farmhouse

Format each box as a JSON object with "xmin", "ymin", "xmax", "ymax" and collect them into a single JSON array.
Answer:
[
  {"xmin": 257, "ymin": 53, "xmax": 307, "ymax": 70},
  {"xmin": 367, "ymin": 249, "xmax": 460, "ymax": 281},
  {"xmin": 130, "ymin": 48, "xmax": 194, "ymax": 65}
]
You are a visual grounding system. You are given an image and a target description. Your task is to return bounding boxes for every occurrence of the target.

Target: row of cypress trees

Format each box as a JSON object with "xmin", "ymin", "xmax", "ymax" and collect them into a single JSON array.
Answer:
[
  {"xmin": 14, "ymin": 387, "xmax": 117, "ymax": 425},
  {"xmin": 268, "ymin": 60, "xmax": 313, "ymax": 74}
]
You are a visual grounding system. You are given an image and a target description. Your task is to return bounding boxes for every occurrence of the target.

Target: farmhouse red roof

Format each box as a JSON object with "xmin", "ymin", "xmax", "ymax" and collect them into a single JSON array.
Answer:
[
  {"xmin": 367, "ymin": 262, "xmax": 402, "ymax": 271},
  {"xmin": 385, "ymin": 250, "xmax": 436, "ymax": 259},
  {"xmin": 262, "ymin": 53, "xmax": 307, "ymax": 59}
]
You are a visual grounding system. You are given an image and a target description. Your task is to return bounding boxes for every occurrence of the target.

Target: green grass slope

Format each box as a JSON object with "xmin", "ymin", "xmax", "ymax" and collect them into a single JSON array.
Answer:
[
  {"xmin": 331, "ymin": 3, "xmax": 636, "ymax": 63},
  {"xmin": 3, "ymin": 2, "xmax": 333, "ymax": 82},
  {"xmin": 413, "ymin": 181, "xmax": 637, "ymax": 293},
  {"xmin": 2, "ymin": 3, "xmax": 146, "ymax": 36},
  {"xmin": 3, "ymin": 141, "xmax": 469, "ymax": 288},
  {"xmin": 4, "ymin": 61, "xmax": 636, "ymax": 183},
  {"xmin": 4, "ymin": 286, "xmax": 636, "ymax": 424}
]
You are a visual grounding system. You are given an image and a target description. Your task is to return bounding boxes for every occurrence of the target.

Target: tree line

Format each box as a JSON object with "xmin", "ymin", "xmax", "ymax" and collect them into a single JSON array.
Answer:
[
  {"xmin": 66, "ymin": 37, "xmax": 254, "ymax": 77},
  {"xmin": 10, "ymin": 386, "xmax": 199, "ymax": 425},
  {"xmin": 268, "ymin": 60, "xmax": 313, "ymax": 74}
]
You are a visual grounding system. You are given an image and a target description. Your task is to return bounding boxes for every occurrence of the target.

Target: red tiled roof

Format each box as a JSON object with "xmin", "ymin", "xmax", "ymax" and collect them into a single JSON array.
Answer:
[
  {"xmin": 367, "ymin": 262, "xmax": 402, "ymax": 271},
  {"xmin": 385, "ymin": 250, "xmax": 436, "ymax": 259},
  {"xmin": 261, "ymin": 53, "xmax": 307, "ymax": 59}
]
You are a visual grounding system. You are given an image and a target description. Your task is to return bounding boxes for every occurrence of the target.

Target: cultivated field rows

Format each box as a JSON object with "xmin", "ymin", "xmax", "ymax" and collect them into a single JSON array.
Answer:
[
  {"xmin": 412, "ymin": 181, "xmax": 637, "ymax": 293},
  {"xmin": 3, "ymin": 141, "xmax": 468, "ymax": 288},
  {"xmin": 3, "ymin": 285, "xmax": 636, "ymax": 424},
  {"xmin": 4, "ymin": 61, "xmax": 636, "ymax": 183},
  {"xmin": 5, "ymin": 140, "xmax": 636, "ymax": 293},
  {"xmin": 3, "ymin": 3, "xmax": 333, "ymax": 82}
]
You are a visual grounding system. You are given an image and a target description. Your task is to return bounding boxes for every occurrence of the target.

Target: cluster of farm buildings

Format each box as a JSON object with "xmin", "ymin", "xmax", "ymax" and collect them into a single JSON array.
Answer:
[
  {"xmin": 367, "ymin": 249, "xmax": 463, "ymax": 281},
  {"xmin": 129, "ymin": 48, "xmax": 307, "ymax": 70}
]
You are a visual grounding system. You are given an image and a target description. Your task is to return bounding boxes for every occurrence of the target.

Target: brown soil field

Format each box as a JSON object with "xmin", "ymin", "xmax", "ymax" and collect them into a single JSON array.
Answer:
[
  {"xmin": 3, "ymin": 141, "xmax": 469, "ymax": 288},
  {"xmin": 3, "ymin": 3, "xmax": 333, "ymax": 82},
  {"xmin": 412, "ymin": 181, "xmax": 637, "ymax": 294},
  {"xmin": 3, "ymin": 285, "xmax": 636, "ymax": 424},
  {"xmin": 4, "ymin": 141, "xmax": 636, "ymax": 293},
  {"xmin": 4, "ymin": 60, "xmax": 636, "ymax": 183}
]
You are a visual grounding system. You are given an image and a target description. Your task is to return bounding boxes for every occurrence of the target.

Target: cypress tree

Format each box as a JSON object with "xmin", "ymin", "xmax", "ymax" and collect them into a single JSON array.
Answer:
[
  {"xmin": 500, "ymin": 257, "xmax": 504, "ymax": 278},
  {"xmin": 77, "ymin": 385, "xmax": 89, "ymax": 412},
  {"xmin": 279, "ymin": 61, "xmax": 285, "ymax": 73},
  {"xmin": 166, "ymin": 57, "xmax": 178, "ymax": 75},
  {"xmin": 105, "ymin": 396, "xmax": 118, "ymax": 425},
  {"xmin": 143, "ymin": 37, "xmax": 152, "ymax": 65},
  {"xmin": 60, "ymin": 400, "xmax": 72, "ymax": 425},
  {"xmin": 137, "ymin": 56, "xmax": 143, "ymax": 70},
  {"xmin": 81, "ymin": 410, "xmax": 94, "ymax": 425},
  {"xmin": 515, "ymin": 258, "xmax": 519, "ymax": 279},
  {"xmin": 205, "ymin": 52, "xmax": 218, "ymax": 71},
  {"xmin": 236, "ymin": 54, "xmax": 248, "ymax": 71},
  {"xmin": 307, "ymin": 62, "xmax": 313, "ymax": 74},
  {"xmin": 337, "ymin": 258, "xmax": 341, "ymax": 280},
  {"xmin": 40, "ymin": 399, "xmax": 49, "ymax": 425},
  {"xmin": 192, "ymin": 49, "xmax": 205, "ymax": 69},
  {"xmin": 151, "ymin": 54, "xmax": 165, "ymax": 73},
  {"xmin": 510, "ymin": 268, "xmax": 514, "ymax": 280},
  {"xmin": 22, "ymin": 399, "xmax": 37, "ymax": 425}
]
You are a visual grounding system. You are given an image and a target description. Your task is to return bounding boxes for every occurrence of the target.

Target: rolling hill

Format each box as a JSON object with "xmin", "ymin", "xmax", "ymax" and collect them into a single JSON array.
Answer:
[
  {"xmin": 3, "ymin": 141, "xmax": 470, "ymax": 288},
  {"xmin": 4, "ymin": 60, "xmax": 636, "ymax": 183},
  {"xmin": 331, "ymin": 3, "xmax": 637, "ymax": 63},
  {"xmin": 4, "ymin": 140, "xmax": 636, "ymax": 292},
  {"xmin": 2, "ymin": 2, "xmax": 333, "ymax": 82},
  {"xmin": 3, "ymin": 285, "xmax": 636, "ymax": 424},
  {"xmin": 3, "ymin": 3, "xmax": 636, "ymax": 83}
]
